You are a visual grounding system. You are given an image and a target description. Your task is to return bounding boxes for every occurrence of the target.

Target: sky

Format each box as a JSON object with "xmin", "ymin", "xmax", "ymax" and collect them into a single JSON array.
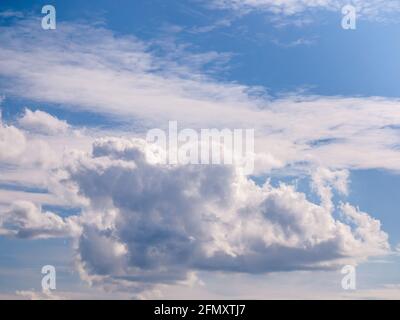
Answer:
[{"xmin": 0, "ymin": 0, "xmax": 400, "ymax": 299}]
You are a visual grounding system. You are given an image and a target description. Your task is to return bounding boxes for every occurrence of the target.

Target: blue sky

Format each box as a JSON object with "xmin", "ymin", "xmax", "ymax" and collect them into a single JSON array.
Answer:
[{"xmin": 0, "ymin": 0, "xmax": 400, "ymax": 299}]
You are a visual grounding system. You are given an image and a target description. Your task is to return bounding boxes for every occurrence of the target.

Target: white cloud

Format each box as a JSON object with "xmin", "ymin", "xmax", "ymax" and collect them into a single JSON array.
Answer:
[
  {"xmin": 211, "ymin": 0, "xmax": 335, "ymax": 15},
  {"xmin": 0, "ymin": 114, "xmax": 393, "ymax": 294},
  {"xmin": 311, "ymin": 167, "xmax": 349, "ymax": 211},
  {"xmin": 1, "ymin": 132, "xmax": 388, "ymax": 292},
  {"xmin": 271, "ymin": 37, "xmax": 317, "ymax": 48},
  {"xmin": 0, "ymin": 109, "xmax": 94, "ymax": 209},
  {"xmin": 48, "ymin": 137, "xmax": 389, "ymax": 291},
  {"xmin": 0, "ymin": 22, "xmax": 395, "ymax": 181},
  {"xmin": 210, "ymin": 0, "xmax": 400, "ymax": 20},
  {"xmin": 0, "ymin": 113, "xmax": 27, "ymax": 162},
  {"xmin": 0, "ymin": 113, "xmax": 58, "ymax": 167},
  {"xmin": 0, "ymin": 200, "xmax": 80, "ymax": 239},
  {"xmin": 0, "ymin": 19, "xmax": 257, "ymax": 128},
  {"xmin": 340, "ymin": 203, "xmax": 389, "ymax": 256},
  {"xmin": 0, "ymin": 10, "xmax": 23, "ymax": 18},
  {"xmin": 18, "ymin": 108, "xmax": 69, "ymax": 135},
  {"xmin": 1, "ymin": 20, "xmax": 400, "ymax": 175}
]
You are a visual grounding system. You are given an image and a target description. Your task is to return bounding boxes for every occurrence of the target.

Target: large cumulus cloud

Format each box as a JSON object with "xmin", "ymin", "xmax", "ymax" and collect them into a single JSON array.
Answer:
[
  {"xmin": 45, "ymin": 136, "xmax": 389, "ymax": 289},
  {"xmin": 0, "ymin": 108, "xmax": 391, "ymax": 292}
]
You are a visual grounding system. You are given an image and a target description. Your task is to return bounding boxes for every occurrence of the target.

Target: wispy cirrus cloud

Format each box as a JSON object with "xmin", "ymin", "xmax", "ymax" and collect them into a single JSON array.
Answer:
[
  {"xmin": 1, "ymin": 18, "xmax": 400, "ymax": 174},
  {"xmin": 0, "ymin": 10, "xmax": 23, "ymax": 18},
  {"xmin": 209, "ymin": 0, "xmax": 400, "ymax": 20}
]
